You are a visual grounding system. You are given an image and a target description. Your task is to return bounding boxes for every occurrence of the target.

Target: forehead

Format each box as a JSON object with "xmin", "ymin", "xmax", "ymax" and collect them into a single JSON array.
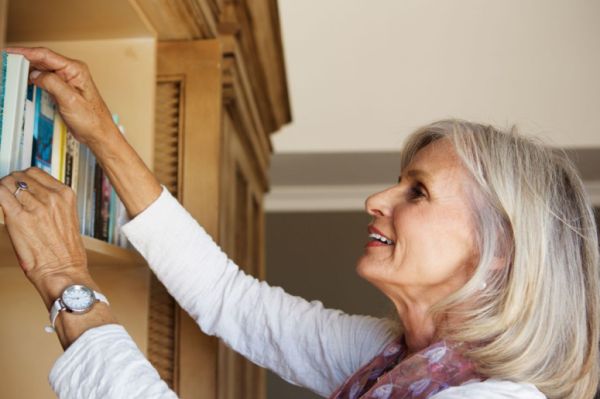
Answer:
[{"xmin": 404, "ymin": 139, "xmax": 467, "ymax": 184}]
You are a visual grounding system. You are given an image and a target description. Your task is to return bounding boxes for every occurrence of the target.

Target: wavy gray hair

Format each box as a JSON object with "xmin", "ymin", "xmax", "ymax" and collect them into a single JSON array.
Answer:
[{"xmin": 399, "ymin": 119, "xmax": 599, "ymax": 398}]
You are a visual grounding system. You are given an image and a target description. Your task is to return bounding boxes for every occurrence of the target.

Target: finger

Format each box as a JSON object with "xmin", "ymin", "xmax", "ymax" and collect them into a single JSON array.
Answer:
[
  {"xmin": 24, "ymin": 167, "xmax": 66, "ymax": 191},
  {"xmin": 10, "ymin": 171, "xmax": 52, "ymax": 203},
  {"xmin": 0, "ymin": 175, "xmax": 44, "ymax": 211},
  {"xmin": 0, "ymin": 184, "xmax": 24, "ymax": 216},
  {"xmin": 29, "ymin": 71, "xmax": 82, "ymax": 108},
  {"xmin": 6, "ymin": 47, "xmax": 72, "ymax": 75},
  {"xmin": 7, "ymin": 47, "xmax": 91, "ymax": 92}
]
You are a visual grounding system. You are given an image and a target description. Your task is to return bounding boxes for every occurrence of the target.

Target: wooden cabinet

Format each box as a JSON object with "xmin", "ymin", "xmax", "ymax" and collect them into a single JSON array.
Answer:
[{"xmin": 0, "ymin": 1, "xmax": 290, "ymax": 398}]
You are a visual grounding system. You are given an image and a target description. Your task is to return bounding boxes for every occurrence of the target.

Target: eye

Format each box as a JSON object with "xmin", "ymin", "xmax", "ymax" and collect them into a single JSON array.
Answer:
[{"xmin": 408, "ymin": 184, "xmax": 425, "ymax": 201}]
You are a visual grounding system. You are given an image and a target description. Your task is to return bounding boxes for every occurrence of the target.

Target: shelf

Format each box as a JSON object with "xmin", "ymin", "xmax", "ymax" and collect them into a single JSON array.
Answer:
[
  {"xmin": 7, "ymin": 0, "xmax": 154, "ymax": 42},
  {"xmin": 0, "ymin": 213, "xmax": 146, "ymax": 269}
]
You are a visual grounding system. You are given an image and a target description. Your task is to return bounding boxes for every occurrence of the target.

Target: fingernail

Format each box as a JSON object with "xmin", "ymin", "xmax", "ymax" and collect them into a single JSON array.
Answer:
[{"xmin": 29, "ymin": 70, "xmax": 41, "ymax": 80}]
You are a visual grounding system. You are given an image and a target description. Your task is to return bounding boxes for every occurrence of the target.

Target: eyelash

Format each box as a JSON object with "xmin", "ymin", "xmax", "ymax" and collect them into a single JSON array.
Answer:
[
  {"xmin": 397, "ymin": 177, "xmax": 426, "ymax": 201},
  {"xmin": 408, "ymin": 185, "xmax": 425, "ymax": 200}
]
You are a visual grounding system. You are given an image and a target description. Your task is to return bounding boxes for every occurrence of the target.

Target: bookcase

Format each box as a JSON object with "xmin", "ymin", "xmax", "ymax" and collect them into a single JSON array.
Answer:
[{"xmin": 0, "ymin": 1, "xmax": 290, "ymax": 399}]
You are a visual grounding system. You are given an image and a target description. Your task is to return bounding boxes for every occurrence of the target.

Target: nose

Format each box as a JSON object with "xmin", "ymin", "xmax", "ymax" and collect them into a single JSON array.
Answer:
[{"xmin": 365, "ymin": 186, "xmax": 396, "ymax": 218}]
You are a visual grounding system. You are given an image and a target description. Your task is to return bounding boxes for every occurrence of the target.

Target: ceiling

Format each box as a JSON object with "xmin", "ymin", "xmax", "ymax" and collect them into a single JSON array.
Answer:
[{"xmin": 272, "ymin": 0, "xmax": 600, "ymax": 153}]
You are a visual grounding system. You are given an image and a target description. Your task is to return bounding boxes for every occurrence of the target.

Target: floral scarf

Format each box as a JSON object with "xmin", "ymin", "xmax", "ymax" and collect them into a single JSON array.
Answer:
[{"xmin": 329, "ymin": 337, "xmax": 482, "ymax": 399}]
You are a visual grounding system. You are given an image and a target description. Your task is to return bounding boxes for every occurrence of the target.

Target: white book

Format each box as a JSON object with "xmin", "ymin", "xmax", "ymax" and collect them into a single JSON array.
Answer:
[
  {"xmin": 0, "ymin": 53, "xmax": 30, "ymax": 177},
  {"xmin": 19, "ymin": 86, "xmax": 35, "ymax": 170}
]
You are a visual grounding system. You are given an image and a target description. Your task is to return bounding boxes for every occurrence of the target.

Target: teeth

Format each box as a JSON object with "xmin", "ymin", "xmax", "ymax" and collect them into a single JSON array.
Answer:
[{"xmin": 368, "ymin": 233, "xmax": 393, "ymax": 245}]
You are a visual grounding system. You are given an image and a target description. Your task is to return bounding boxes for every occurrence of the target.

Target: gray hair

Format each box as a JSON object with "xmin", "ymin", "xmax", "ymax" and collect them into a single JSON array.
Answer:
[{"xmin": 399, "ymin": 119, "xmax": 599, "ymax": 398}]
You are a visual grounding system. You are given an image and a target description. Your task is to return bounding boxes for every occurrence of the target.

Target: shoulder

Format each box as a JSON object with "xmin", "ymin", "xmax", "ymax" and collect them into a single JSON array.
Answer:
[{"xmin": 430, "ymin": 379, "xmax": 546, "ymax": 399}]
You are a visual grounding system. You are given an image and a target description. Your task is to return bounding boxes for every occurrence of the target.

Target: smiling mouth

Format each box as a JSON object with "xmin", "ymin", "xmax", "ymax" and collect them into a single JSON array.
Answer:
[{"xmin": 368, "ymin": 233, "xmax": 394, "ymax": 245}]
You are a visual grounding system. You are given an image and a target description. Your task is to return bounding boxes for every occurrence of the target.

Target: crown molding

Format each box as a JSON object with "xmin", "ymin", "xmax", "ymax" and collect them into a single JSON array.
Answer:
[
  {"xmin": 265, "ymin": 184, "xmax": 389, "ymax": 212},
  {"xmin": 266, "ymin": 181, "xmax": 600, "ymax": 212},
  {"xmin": 586, "ymin": 180, "xmax": 600, "ymax": 207}
]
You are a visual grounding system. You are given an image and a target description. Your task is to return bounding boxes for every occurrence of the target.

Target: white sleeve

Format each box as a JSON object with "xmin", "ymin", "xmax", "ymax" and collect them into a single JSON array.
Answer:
[
  {"xmin": 430, "ymin": 380, "xmax": 546, "ymax": 399},
  {"xmin": 49, "ymin": 324, "xmax": 178, "ymax": 399},
  {"xmin": 121, "ymin": 187, "xmax": 398, "ymax": 396}
]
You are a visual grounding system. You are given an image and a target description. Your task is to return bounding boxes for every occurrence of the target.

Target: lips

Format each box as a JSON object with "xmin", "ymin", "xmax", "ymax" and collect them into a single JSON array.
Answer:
[
  {"xmin": 366, "ymin": 225, "xmax": 395, "ymax": 248},
  {"xmin": 368, "ymin": 225, "xmax": 394, "ymax": 242}
]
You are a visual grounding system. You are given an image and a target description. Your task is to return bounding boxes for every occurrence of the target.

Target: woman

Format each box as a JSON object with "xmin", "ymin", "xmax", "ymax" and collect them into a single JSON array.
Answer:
[{"xmin": 0, "ymin": 47, "xmax": 597, "ymax": 399}]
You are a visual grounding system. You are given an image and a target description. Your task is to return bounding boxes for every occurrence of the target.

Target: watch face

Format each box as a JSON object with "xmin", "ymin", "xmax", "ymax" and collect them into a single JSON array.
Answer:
[{"xmin": 62, "ymin": 285, "xmax": 96, "ymax": 312}]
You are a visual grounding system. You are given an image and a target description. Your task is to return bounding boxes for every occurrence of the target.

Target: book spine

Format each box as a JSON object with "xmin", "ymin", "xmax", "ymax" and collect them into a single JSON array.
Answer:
[
  {"xmin": 64, "ymin": 132, "xmax": 75, "ymax": 187},
  {"xmin": 86, "ymin": 152, "xmax": 97, "ymax": 237},
  {"xmin": 0, "ymin": 51, "xmax": 7, "ymax": 141},
  {"xmin": 20, "ymin": 85, "xmax": 35, "ymax": 170},
  {"xmin": 76, "ymin": 145, "xmax": 88, "ymax": 234},
  {"xmin": 93, "ymin": 162, "xmax": 103, "ymax": 239},
  {"xmin": 32, "ymin": 88, "xmax": 55, "ymax": 174},
  {"xmin": 70, "ymin": 134, "xmax": 80, "ymax": 193},
  {"xmin": 100, "ymin": 172, "xmax": 111, "ymax": 241}
]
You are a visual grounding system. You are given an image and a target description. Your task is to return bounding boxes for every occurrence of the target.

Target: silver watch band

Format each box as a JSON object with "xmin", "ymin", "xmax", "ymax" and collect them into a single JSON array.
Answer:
[{"xmin": 45, "ymin": 291, "xmax": 109, "ymax": 333}]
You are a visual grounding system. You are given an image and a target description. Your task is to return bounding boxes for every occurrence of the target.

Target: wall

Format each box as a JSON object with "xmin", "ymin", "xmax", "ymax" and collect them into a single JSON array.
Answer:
[
  {"xmin": 265, "ymin": 211, "xmax": 392, "ymax": 399},
  {"xmin": 274, "ymin": 0, "xmax": 600, "ymax": 153}
]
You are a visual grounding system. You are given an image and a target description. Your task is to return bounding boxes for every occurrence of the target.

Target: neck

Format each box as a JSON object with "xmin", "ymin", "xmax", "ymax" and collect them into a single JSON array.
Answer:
[{"xmin": 398, "ymin": 305, "xmax": 438, "ymax": 354}]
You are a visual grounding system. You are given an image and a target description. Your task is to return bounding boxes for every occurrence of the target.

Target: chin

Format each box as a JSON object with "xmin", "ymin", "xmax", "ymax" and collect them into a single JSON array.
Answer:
[{"xmin": 355, "ymin": 255, "xmax": 375, "ymax": 282}]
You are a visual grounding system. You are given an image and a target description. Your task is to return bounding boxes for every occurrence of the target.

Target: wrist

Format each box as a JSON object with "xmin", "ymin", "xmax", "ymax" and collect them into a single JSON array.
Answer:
[{"xmin": 29, "ymin": 266, "xmax": 97, "ymax": 311}]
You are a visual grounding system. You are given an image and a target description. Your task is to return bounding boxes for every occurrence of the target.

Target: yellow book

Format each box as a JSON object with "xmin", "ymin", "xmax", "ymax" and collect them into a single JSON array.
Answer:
[{"xmin": 50, "ymin": 113, "xmax": 67, "ymax": 181}]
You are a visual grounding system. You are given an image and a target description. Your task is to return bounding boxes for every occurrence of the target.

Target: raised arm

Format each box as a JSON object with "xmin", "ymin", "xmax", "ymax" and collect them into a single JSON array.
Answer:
[{"xmin": 6, "ymin": 46, "xmax": 398, "ymax": 397}]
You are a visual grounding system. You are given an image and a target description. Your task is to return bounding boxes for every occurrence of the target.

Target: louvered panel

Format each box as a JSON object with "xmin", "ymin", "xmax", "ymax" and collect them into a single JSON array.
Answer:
[
  {"xmin": 154, "ymin": 81, "xmax": 183, "ymax": 196},
  {"xmin": 147, "ymin": 79, "xmax": 183, "ymax": 390},
  {"xmin": 148, "ymin": 274, "xmax": 177, "ymax": 387}
]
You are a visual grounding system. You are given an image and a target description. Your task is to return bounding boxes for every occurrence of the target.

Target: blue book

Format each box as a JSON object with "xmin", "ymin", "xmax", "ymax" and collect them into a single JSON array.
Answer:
[{"xmin": 32, "ymin": 87, "xmax": 55, "ymax": 173}]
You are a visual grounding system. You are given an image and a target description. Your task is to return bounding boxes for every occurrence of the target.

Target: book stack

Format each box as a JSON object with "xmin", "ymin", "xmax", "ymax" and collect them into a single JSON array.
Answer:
[{"xmin": 0, "ymin": 51, "xmax": 129, "ymax": 248}]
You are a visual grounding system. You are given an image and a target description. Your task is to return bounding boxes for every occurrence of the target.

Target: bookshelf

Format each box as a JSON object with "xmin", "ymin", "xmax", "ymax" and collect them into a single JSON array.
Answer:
[
  {"xmin": 0, "ymin": 1, "xmax": 290, "ymax": 398},
  {"xmin": 0, "ymin": 2, "xmax": 156, "ymax": 398}
]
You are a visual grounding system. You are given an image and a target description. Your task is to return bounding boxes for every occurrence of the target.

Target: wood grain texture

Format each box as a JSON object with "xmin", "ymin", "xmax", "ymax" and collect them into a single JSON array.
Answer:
[
  {"xmin": 133, "ymin": 0, "xmax": 291, "ymax": 134},
  {"xmin": 0, "ymin": 0, "xmax": 7, "ymax": 48},
  {"xmin": 157, "ymin": 39, "xmax": 224, "ymax": 399}
]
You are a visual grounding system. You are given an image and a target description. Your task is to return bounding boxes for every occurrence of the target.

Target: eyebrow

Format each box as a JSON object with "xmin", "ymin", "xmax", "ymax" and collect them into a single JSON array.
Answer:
[{"xmin": 397, "ymin": 169, "xmax": 431, "ymax": 183}]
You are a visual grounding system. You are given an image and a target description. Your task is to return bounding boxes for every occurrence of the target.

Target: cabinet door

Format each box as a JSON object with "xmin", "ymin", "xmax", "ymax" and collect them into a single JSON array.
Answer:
[
  {"xmin": 0, "ymin": 0, "xmax": 7, "ymax": 47},
  {"xmin": 153, "ymin": 39, "xmax": 223, "ymax": 399},
  {"xmin": 218, "ymin": 110, "xmax": 266, "ymax": 399}
]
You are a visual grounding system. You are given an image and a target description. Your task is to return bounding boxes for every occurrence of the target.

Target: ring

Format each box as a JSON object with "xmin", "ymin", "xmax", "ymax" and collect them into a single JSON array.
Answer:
[{"xmin": 14, "ymin": 181, "xmax": 29, "ymax": 196}]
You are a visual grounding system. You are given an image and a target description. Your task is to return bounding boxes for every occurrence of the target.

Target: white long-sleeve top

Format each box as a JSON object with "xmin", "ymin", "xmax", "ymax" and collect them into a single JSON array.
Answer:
[{"xmin": 49, "ymin": 187, "xmax": 546, "ymax": 399}]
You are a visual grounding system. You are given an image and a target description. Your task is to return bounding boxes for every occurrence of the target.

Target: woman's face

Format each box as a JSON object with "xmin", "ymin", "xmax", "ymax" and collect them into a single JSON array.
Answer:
[{"xmin": 357, "ymin": 139, "xmax": 479, "ymax": 306}]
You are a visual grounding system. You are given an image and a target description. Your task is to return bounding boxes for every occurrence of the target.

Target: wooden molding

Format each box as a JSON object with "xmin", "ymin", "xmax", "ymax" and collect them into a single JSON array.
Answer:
[
  {"xmin": 131, "ymin": 0, "xmax": 217, "ymax": 39},
  {"xmin": 0, "ymin": 0, "xmax": 7, "ymax": 47},
  {"xmin": 586, "ymin": 180, "xmax": 600, "ymax": 207},
  {"xmin": 266, "ymin": 181, "xmax": 600, "ymax": 213},
  {"xmin": 133, "ymin": 0, "xmax": 291, "ymax": 135},
  {"xmin": 222, "ymin": 36, "xmax": 271, "ymax": 192}
]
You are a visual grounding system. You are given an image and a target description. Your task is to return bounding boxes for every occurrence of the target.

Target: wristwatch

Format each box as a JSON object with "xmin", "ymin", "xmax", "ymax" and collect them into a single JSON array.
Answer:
[{"xmin": 45, "ymin": 284, "xmax": 110, "ymax": 333}]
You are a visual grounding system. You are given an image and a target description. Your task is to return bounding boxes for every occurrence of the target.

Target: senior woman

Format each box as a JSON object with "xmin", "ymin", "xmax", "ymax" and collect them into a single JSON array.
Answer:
[{"xmin": 1, "ymin": 47, "xmax": 598, "ymax": 399}]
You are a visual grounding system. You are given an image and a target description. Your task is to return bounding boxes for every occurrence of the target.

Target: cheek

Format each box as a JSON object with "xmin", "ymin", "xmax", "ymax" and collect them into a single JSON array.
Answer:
[{"xmin": 392, "ymin": 208, "xmax": 476, "ymax": 285}]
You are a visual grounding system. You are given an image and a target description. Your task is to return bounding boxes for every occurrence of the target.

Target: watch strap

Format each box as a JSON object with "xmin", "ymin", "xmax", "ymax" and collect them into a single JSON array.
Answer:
[{"xmin": 45, "ymin": 290, "xmax": 109, "ymax": 334}]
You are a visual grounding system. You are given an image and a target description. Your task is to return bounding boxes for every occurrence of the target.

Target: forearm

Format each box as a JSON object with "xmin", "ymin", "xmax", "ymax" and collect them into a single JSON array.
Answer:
[{"xmin": 89, "ymin": 124, "xmax": 162, "ymax": 218}]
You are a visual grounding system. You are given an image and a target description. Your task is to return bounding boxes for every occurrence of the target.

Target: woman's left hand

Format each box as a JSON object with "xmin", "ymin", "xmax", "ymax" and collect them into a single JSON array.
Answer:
[{"xmin": 0, "ymin": 167, "xmax": 93, "ymax": 309}]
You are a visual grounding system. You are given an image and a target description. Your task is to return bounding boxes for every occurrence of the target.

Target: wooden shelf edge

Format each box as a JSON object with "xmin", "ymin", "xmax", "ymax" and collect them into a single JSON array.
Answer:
[{"xmin": 0, "ymin": 213, "xmax": 146, "ymax": 269}]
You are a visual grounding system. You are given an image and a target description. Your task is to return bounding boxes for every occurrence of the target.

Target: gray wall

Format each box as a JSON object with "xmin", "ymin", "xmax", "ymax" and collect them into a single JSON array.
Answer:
[
  {"xmin": 265, "ymin": 209, "xmax": 600, "ymax": 399},
  {"xmin": 265, "ymin": 211, "xmax": 391, "ymax": 399}
]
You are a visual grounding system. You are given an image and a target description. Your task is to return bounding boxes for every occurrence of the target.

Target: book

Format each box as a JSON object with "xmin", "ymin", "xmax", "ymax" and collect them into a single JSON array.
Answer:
[
  {"xmin": 64, "ymin": 131, "xmax": 79, "ymax": 189},
  {"xmin": 0, "ymin": 52, "xmax": 30, "ymax": 176},
  {"xmin": 32, "ymin": 87, "xmax": 56, "ymax": 173},
  {"xmin": 51, "ymin": 113, "xmax": 67, "ymax": 181},
  {"xmin": 0, "ymin": 65, "xmax": 130, "ymax": 248},
  {"xmin": 19, "ymin": 85, "xmax": 35, "ymax": 170}
]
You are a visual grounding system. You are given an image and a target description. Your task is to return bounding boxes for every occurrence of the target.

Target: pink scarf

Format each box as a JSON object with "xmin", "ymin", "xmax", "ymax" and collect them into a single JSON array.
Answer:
[{"xmin": 329, "ymin": 337, "xmax": 483, "ymax": 399}]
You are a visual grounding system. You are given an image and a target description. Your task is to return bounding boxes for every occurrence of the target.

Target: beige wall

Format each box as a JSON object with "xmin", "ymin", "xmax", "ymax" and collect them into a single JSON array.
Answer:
[
  {"xmin": 0, "ymin": 265, "xmax": 150, "ymax": 398},
  {"xmin": 274, "ymin": 0, "xmax": 600, "ymax": 153}
]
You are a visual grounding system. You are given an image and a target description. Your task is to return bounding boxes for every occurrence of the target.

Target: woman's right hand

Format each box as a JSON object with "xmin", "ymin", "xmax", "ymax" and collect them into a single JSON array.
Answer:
[{"xmin": 5, "ymin": 47, "xmax": 119, "ymax": 148}]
